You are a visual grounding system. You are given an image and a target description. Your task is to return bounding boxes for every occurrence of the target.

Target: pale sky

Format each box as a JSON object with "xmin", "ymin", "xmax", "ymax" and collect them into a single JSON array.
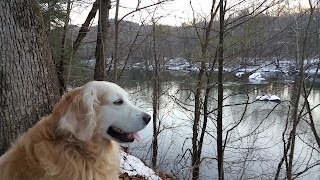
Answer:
[
  {"xmin": 70, "ymin": 0, "xmax": 209, "ymax": 26},
  {"xmin": 70, "ymin": 0, "xmax": 311, "ymax": 27}
]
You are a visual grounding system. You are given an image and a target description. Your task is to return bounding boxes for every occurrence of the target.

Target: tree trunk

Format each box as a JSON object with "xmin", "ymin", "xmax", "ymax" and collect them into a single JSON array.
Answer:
[
  {"xmin": 0, "ymin": 0, "xmax": 60, "ymax": 155},
  {"xmin": 94, "ymin": 0, "xmax": 110, "ymax": 81},
  {"xmin": 191, "ymin": 63, "xmax": 204, "ymax": 180},
  {"xmin": 217, "ymin": 0, "xmax": 224, "ymax": 180},
  {"xmin": 217, "ymin": 1, "xmax": 225, "ymax": 179},
  {"xmin": 286, "ymin": 74, "xmax": 303, "ymax": 180},
  {"xmin": 113, "ymin": 0, "xmax": 120, "ymax": 83},
  {"xmin": 57, "ymin": 0, "xmax": 72, "ymax": 95},
  {"xmin": 73, "ymin": 0, "xmax": 99, "ymax": 53},
  {"xmin": 191, "ymin": 1, "xmax": 217, "ymax": 179},
  {"xmin": 151, "ymin": 21, "xmax": 159, "ymax": 171},
  {"xmin": 287, "ymin": 5, "xmax": 313, "ymax": 179},
  {"xmin": 151, "ymin": 65, "xmax": 159, "ymax": 171}
]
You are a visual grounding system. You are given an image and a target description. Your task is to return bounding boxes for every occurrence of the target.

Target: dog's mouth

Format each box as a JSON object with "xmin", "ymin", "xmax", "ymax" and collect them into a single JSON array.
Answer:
[{"xmin": 107, "ymin": 126, "xmax": 141, "ymax": 143}]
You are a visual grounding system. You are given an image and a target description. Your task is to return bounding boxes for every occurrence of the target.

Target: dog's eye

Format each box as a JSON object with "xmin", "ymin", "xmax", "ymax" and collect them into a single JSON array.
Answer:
[{"xmin": 113, "ymin": 99, "xmax": 124, "ymax": 105}]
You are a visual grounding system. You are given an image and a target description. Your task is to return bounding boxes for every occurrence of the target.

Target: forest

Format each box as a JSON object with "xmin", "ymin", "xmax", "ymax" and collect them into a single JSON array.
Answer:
[{"xmin": 1, "ymin": 0, "xmax": 320, "ymax": 179}]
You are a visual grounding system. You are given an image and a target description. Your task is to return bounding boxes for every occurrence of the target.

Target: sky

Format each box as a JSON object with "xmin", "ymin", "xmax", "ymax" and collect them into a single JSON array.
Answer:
[
  {"xmin": 70, "ymin": 0, "xmax": 208, "ymax": 26},
  {"xmin": 70, "ymin": 0, "xmax": 311, "ymax": 27}
]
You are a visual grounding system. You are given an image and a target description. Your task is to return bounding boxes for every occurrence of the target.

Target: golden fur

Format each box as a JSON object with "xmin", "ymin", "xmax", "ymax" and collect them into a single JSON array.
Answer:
[{"xmin": 0, "ymin": 85, "xmax": 120, "ymax": 180}]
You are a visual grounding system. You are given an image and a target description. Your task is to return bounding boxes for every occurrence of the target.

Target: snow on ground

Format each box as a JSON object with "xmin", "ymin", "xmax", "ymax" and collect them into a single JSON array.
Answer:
[{"xmin": 120, "ymin": 151, "xmax": 161, "ymax": 180}]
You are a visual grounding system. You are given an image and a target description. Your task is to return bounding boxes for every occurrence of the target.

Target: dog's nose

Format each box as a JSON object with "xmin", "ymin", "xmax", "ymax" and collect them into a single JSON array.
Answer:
[{"xmin": 143, "ymin": 114, "xmax": 151, "ymax": 124}]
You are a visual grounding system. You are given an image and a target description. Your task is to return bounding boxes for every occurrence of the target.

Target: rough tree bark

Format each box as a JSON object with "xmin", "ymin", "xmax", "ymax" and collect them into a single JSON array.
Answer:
[
  {"xmin": 94, "ymin": 0, "xmax": 110, "ymax": 81},
  {"xmin": 0, "ymin": 0, "xmax": 60, "ymax": 154}
]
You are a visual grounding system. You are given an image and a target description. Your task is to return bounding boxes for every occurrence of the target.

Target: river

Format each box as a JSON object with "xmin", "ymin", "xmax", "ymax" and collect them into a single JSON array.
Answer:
[{"xmin": 116, "ymin": 70, "xmax": 320, "ymax": 180}]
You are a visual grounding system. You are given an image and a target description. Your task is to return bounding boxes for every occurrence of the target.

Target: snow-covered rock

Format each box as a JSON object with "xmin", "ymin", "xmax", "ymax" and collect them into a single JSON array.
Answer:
[
  {"xmin": 248, "ymin": 72, "xmax": 266, "ymax": 84},
  {"xmin": 256, "ymin": 94, "xmax": 281, "ymax": 103},
  {"xmin": 269, "ymin": 95, "xmax": 281, "ymax": 101},
  {"xmin": 256, "ymin": 95, "xmax": 269, "ymax": 101},
  {"xmin": 249, "ymin": 72, "xmax": 265, "ymax": 80},
  {"xmin": 236, "ymin": 72, "xmax": 245, "ymax": 77},
  {"xmin": 120, "ymin": 151, "xmax": 161, "ymax": 180}
]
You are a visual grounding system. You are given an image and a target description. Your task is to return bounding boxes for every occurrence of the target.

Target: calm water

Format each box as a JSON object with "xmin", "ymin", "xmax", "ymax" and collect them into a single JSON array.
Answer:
[{"xmin": 117, "ymin": 70, "xmax": 320, "ymax": 180}]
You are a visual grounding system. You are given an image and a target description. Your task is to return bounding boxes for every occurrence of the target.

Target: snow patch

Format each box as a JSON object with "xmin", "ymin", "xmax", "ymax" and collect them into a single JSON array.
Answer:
[
  {"xmin": 248, "ymin": 72, "xmax": 265, "ymax": 80},
  {"xmin": 256, "ymin": 94, "xmax": 281, "ymax": 102},
  {"xmin": 236, "ymin": 72, "xmax": 245, "ymax": 77},
  {"xmin": 120, "ymin": 151, "xmax": 161, "ymax": 180}
]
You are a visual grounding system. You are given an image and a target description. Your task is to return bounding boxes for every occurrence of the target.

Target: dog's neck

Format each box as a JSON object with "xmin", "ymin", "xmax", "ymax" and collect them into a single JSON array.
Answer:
[
  {"xmin": 26, "ymin": 114, "xmax": 110, "ymax": 160},
  {"xmin": 10, "ymin": 115, "xmax": 120, "ymax": 179}
]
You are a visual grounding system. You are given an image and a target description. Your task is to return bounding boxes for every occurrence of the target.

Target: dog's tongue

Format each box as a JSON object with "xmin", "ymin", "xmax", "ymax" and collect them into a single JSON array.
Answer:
[{"xmin": 132, "ymin": 132, "xmax": 141, "ymax": 142}]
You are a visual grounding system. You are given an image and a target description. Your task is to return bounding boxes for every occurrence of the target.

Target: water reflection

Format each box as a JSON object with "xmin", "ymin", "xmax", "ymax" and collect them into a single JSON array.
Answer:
[{"xmin": 118, "ymin": 70, "xmax": 320, "ymax": 180}]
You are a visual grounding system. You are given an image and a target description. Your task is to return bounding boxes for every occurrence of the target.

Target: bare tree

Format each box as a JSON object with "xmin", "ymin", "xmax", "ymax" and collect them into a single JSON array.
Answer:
[
  {"xmin": 285, "ymin": 1, "xmax": 315, "ymax": 179},
  {"xmin": 112, "ymin": 0, "xmax": 173, "ymax": 83},
  {"xmin": 57, "ymin": 0, "xmax": 72, "ymax": 95},
  {"xmin": 113, "ymin": 0, "xmax": 120, "ymax": 83},
  {"xmin": 190, "ymin": 1, "xmax": 219, "ymax": 179},
  {"xmin": 94, "ymin": 0, "xmax": 111, "ymax": 80},
  {"xmin": 217, "ymin": 0, "xmax": 225, "ymax": 179},
  {"xmin": 73, "ymin": 0, "xmax": 99, "ymax": 53},
  {"xmin": 151, "ymin": 19, "xmax": 160, "ymax": 170}
]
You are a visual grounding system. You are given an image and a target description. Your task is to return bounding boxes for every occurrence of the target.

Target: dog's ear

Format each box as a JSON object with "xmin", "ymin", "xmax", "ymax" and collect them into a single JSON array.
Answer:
[{"xmin": 59, "ymin": 87, "xmax": 99, "ymax": 141}]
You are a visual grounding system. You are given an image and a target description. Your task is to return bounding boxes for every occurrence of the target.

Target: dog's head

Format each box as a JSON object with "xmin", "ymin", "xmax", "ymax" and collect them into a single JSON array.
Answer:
[{"xmin": 57, "ymin": 81, "xmax": 151, "ymax": 143}]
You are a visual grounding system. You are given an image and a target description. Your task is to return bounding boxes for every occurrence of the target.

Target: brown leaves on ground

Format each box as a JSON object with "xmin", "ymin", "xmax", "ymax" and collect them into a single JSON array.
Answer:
[
  {"xmin": 120, "ymin": 172, "xmax": 146, "ymax": 180},
  {"xmin": 120, "ymin": 172, "xmax": 172, "ymax": 180}
]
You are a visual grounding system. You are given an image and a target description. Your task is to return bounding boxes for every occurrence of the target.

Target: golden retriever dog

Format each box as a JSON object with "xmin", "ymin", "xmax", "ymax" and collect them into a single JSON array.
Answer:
[{"xmin": 0, "ymin": 81, "xmax": 151, "ymax": 180}]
